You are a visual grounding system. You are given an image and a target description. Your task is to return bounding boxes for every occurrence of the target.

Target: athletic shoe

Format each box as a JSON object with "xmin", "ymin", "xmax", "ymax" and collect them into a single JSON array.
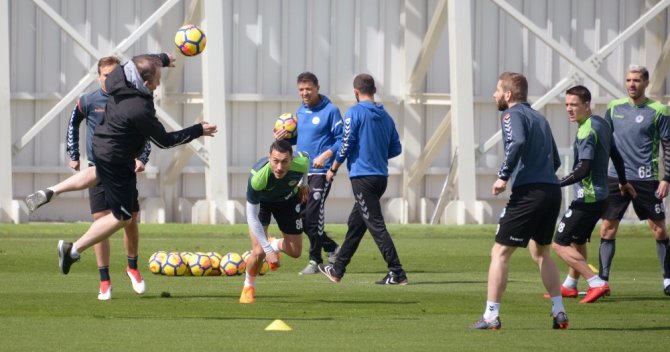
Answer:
[
  {"xmin": 26, "ymin": 189, "xmax": 54, "ymax": 213},
  {"xmin": 375, "ymin": 271, "xmax": 409, "ymax": 285},
  {"xmin": 552, "ymin": 311, "xmax": 569, "ymax": 329},
  {"xmin": 57, "ymin": 240, "xmax": 79, "ymax": 275},
  {"xmin": 327, "ymin": 246, "xmax": 341, "ymax": 264},
  {"xmin": 98, "ymin": 280, "xmax": 112, "ymax": 301},
  {"xmin": 543, "ymin": 285, "xmax": 579, "ymax": 298},
  {"xmin": 318, "ymin": 264, "xmax": 341, "ymax": 283},
  {"xmin": 239, "ymin": 286, "xmax": 255, "ymax": 304},
  {"xmin": 126, "ymin": 267, "xmax": 146, "ymax": 294},
  {"xmin": 580, "ymin": 284, "xmax": 610, "ymax": 303},
  {"xmin": 299, "ymin": 260, "xmax": 322, "ymax": 275},
  {"xmin": 469, "ymin": 316, "xmax": 501, "ymax": 330}
]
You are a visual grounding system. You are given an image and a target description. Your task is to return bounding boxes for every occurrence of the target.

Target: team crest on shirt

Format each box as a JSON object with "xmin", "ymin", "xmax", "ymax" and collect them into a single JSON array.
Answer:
[
  {"xmin": 313, "ymin": 192, "xmax": 321, "ymax": 200},
  {"xmin": 312, "ymin": 116, "xmax": 320, "ymax": 124},
  {"xmin": 289, "ymin": 180, "xmax": 297, "ymax": 186},
  {"xmin": 635, "ymin": 115, "xmax": 644, "ymax": 123}
]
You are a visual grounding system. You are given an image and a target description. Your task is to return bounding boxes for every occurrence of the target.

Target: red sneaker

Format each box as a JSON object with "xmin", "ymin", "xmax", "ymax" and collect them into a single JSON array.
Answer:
[
  {"xmin": 126, "ymin": 267, "xmax": 146, "ymax": 294},
  {"xmin": 580, "ymin": 284, "xmax": 610, "ymax": 304},
  {"xmin": 98, "ymin": 280, "xmax": 112, "ymax": 301},
  {"xmin": 543, "ymin": 285, "xmax": 578, "ymax": 298}
]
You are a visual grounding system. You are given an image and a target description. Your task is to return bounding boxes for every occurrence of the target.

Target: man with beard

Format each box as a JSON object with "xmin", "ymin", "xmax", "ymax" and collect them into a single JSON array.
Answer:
[
  {"xmin": 470, "ymin": 72, "xmax": 568, "ymax": 330},
  {"xmin": 598, "ymin": 65, "xmax": 670, "ymax": 296}
]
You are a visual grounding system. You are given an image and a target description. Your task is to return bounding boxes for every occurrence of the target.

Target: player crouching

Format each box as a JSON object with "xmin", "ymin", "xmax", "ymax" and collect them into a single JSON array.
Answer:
[{"xmin": 240, "ymin": 140, "xmax": 309, "ymax": 303}]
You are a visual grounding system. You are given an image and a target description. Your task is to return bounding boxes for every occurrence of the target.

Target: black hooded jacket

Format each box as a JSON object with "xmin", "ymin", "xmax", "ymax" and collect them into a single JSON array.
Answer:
[{"xmin": 92, "ymin": 61, "xmax": 203, "ymax": 165}]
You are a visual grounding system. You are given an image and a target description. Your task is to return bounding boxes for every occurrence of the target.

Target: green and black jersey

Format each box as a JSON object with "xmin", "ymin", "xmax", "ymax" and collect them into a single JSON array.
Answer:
[{"xmin": 246, "ymin": 152, "xmax": 309, "ymax": 204}]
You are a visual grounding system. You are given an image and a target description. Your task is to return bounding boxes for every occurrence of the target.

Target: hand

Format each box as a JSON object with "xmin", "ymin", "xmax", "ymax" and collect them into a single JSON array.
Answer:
[
  {"xmin": 312, "ymin": 154, "xmax": 327, "ymax": 169},
  {"xmin": 299, "ymin": 185, "xmax": 309, "ymax": 204},
  {"xmin": 134, "ymin": 160, "xmax": 146, "ymax": 173},
  {"xmin": 265, "ymin": 251, "xmax": 280, "ymax": 270},
  {"xmin": 201, "ymin": 122, "xmax": 218, "ymax": 136},
  {"xmin": 326, "ymin": 169, "xmax": 336, "ymax": 183},
  {"xmin": 69, "ymin": 159, "xmax": 80, "ymax": 171},
  {"xmin": 273, "ymin": 127, "xmax": 288, "ymax": 140},
  {"xmin": 492, "ymin": 179, "xmax": 507, "ymax": 195},
  {"xmin": 165, "ymin": 53, "xmax": 176, "ymax": 67},
  {"xmin": 656, "ymin": 180, "xmax": 669, "ymax": 199},
  {"xmin": 618, "ymin": 183, "xmax": 637, "ymax": 198}
]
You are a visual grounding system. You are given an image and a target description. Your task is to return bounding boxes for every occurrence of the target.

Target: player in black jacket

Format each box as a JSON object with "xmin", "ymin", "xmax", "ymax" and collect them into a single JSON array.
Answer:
[{"xmin": 56, "ymin": 54, "xmax": 218, "ymax": 275}]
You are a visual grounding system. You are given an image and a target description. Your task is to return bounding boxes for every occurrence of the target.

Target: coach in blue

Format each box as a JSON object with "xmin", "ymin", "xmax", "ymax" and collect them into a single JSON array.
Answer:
[
  {"xmin": 470, "ymin": 72, "xmax": 568, "ymax": 330},
  {"xmin": 319, "ymin": 73, "xmax": 407, "ymax": 285},
  {"xmin": 276, "ymin": 72, "xmax": 342, "ymax": 275},
  {"xmin": 598, "ymin": 65, "xmax": 670, "ymax": 296}
]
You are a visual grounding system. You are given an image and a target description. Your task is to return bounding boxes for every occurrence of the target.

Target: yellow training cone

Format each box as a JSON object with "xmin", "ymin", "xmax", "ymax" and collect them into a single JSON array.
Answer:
[
  {"xmin": 265, "ymin": 319, "xmax": 292, "ymax": 331},
  {"xmin": 588, "ymin": 264, "xmax": 599, "ymax": 274}
]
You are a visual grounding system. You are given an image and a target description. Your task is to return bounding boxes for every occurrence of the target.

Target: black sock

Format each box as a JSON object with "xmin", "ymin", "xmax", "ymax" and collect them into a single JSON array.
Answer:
[
  {"xmin": 656, "ymin": 239, "xmax": 670, "ymax": 278},
  {"xmin": 599, "ymin": 239, "xmax": 616, "ymax": 281},
  {"xmin": 127, "ymin": 256, "xmax": 138, "ymax": 270},
  {"xmin": 99, "ymin": 266, "xmax": 110, "ymax": 282}
]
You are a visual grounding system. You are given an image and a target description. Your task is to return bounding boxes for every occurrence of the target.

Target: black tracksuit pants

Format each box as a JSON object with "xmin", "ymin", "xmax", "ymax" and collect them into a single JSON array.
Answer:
[
  {"xmin": 301, "ymin": 174, "xmax": 339, "ymax": 264},
  {"xmin": 332, "ymin": 176, "xmax": 404, "ymax": 277}
]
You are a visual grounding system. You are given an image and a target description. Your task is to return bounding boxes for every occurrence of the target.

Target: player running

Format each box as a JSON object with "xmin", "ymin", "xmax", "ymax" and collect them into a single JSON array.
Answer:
[
  {"xmin": 240, "ymin": 140, "xmax": 310, "ymax": 303},
  {"xmin": 551, "ymin": 85, "xmax": 635, "ymax": 304}
]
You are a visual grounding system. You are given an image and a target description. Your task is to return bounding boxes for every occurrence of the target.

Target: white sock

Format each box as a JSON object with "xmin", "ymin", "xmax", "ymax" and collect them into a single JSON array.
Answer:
[
  {"xmin": 587, "ymin": 275, "xmax": 606, "ymax": 288},
  {"xmin": 550, "ymin": 296, "xmax": 565, "ymax": 316},
  {"xmin": 244, "ymin": 273, "xmax": 256, "ymax": 288},
  {"xmin": 663, "ymin": 278, "xmax": 670, "ymax": 288},
  {"xmin": 270, "ymin": 238, "xmax": 283, "ymax": 253},
  {"xmin": 562, "ymin": 275, "xmax": 578, "ymax": 288},
  {"xmin": 70, "ymin": 244, "xmax": 80, "ymax": 259},
  {"xmin": 482, "ymin": 301, "xmax": 500, "ymax": 320}
]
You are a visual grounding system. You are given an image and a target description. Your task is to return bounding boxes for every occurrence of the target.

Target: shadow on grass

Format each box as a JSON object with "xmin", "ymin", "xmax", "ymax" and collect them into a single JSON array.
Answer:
[
  {"xmin": 574, "ymin": 326, "xmax": 670, "ymax": 331},
  {"xmin": 410, "ymin": 280, "xmax": 487, "ymax": 285}
]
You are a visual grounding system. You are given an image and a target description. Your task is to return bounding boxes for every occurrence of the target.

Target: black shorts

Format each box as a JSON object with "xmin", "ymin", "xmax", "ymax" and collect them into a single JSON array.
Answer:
[
  {"xmin": 258, "ymin": 196, "xmax": 303, "ymax": 235},
  {"xmin": 554, "ymin": 200, "xmax": 607, "ymax": 246},
  {"xmin": 94, "ymin": 160, "xmax": 137, "ymax": 221},
  {"xmin": 601, "ymin": 177, "xmax": 665, "ymax": 221},
  {"xmin": 88, "ymin": 165, "xmax": 140, "ymax": 214},
  {"xmin": 496, "ymin": 183, "xmax": 562, "ymax": 247}
]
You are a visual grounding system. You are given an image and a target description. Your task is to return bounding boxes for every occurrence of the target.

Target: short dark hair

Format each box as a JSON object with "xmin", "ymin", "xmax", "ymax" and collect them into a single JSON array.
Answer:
[
  {"xmin": 97, "ymin": 56, "xmax": 121, "ymax": 74},
  {"xmin": 353, "ymin": 73, "xmax": 377, "ymax": 95},
  {"xmin": 565, "ymin": 85, "xmax": 591, "ymax": 104},
  {"xmin": 628, "ymin": 64, "xmax": 649, "ymax": 81},
  {"xmin": 297, "ymin": 71, "xmax": 318, "ymax": 86},
  {"xmin": 132, "ymin": 55, "xmax": 162, "ymax": 83},
  {"xmin": 269, "ymin": 139, "xmax": 293, "ymax": 156},
  {"xmin": 498, "ymin": 72, "xmax": 528, "ymax": 102}
]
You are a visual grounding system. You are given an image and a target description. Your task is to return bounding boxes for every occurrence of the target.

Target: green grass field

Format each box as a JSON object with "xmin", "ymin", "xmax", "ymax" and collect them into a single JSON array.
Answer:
[{"xmin": 1, "ymin": 223, "xmax": 668, "ymax": 351}]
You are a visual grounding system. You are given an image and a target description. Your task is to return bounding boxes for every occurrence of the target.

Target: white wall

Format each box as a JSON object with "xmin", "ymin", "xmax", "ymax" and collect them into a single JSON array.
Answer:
[{"xmin": 6, "ymin": 0, "xmax": 670, "ymax": 223}]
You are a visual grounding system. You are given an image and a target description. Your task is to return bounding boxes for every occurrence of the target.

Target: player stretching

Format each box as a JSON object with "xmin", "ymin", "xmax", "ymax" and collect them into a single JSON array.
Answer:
[
  {"xmin": 240, "ymin": 140, "xmax": 309, "ymax": 303},
  {"xmin": 598, "ymin": 65, "xmax": 670, "ymax": 296},
  {"xmin": 551, "ymin": 85, "xmax": 635, "ymax": 304},
  {"xmin": 470, "ymin": 72, "xmax": 568, "ymax": 330}
]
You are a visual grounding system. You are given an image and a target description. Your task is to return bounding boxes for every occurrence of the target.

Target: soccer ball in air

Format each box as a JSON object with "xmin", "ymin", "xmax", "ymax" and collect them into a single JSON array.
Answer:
[
  {"xmin": 174, "ymin": 24, "xmax": 207, "ymax": 56},
  {"xmin": 162, "ymin": 252, "xmax": 188, "ymax": 276},
  {"xmin": 208, "ymin": 252, "xmax": 223, "ymax": 276},
  {"xmin": 187, "ymin": 252, "xmax": 213, "ymax": 276},
  {"xmin": 274, "ymin": 113, "xmax": 298, "ymax": 139},
  {"xmin": 148, "ymin": 251, "xmax": 167, "ymax": 274},
  {"xmin": 220, "ymin": 252, "xmax": 246, "ymax": 276}
]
